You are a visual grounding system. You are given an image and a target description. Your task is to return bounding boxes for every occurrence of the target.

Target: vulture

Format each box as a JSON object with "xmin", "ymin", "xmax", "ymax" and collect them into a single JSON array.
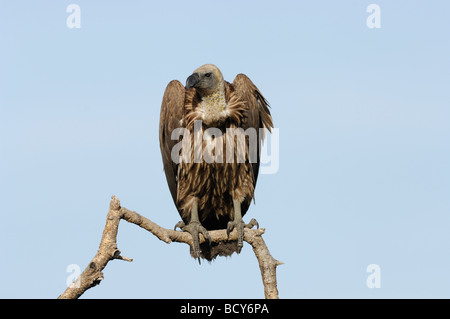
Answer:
[{"xmin": 159, "ymin": 64, "xmax": 273, "ymax": 261}]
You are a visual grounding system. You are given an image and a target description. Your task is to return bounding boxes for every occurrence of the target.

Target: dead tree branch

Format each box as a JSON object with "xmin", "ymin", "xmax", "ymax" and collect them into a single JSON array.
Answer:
[{"xmin": 57, "ymin": 195, "xmax": 282, "ymax": 299}]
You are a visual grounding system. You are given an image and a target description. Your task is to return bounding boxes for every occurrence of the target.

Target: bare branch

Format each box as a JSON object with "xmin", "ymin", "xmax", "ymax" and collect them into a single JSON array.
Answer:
[
  {"xmin": 245, "ymin": 230, "xmax": 283, "ymax": 299},
  {"xmin": 58, "ymin": 195, "xmax": 282, "ymax": 299}
]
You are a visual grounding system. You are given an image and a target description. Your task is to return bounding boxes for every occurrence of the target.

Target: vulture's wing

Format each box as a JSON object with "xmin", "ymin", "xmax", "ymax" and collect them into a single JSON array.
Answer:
[
  {"xmin": 232, "ymin": 74, "xmax": 273, "ymax": 186},
  {"xmin": 159, "ymin": 80, "xmax": 186, "ymax": 205}
]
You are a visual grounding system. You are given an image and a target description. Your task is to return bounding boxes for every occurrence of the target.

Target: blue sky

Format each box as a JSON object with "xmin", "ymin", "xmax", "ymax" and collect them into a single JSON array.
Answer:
[{"xmin": 1, "ymin": 0, "xmax": 449, "ymax": 298}]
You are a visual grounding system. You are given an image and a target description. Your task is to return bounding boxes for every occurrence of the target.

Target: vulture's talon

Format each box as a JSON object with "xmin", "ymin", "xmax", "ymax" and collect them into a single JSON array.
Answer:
[
  {"xmin": 227, "ymin": 218, "xmax": 259, "ymax": 252},
  {"xmin": 226, "ymin": 221, "xmax": 234, "ymax": 238},
  {"xmin": 201, "ymin": 227, "xmax": 212, "ymax": 246},
  {"xmin": 226, "ymin": 220, "xmax": 245, "ymax": 251},
  {"xmin": 174, "ymin": 220, "xmax": 185, "ymax": 231},
  {"xmin": 245, "ymin": 218, "xmax": 259, "ymax": 230},
  {"xmin": 179, "ymin": 220, "xmax": 210, "ymax": 263}
]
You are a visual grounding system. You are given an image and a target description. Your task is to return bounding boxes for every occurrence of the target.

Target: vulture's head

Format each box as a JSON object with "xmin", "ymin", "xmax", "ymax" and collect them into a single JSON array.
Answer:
[{"xmin": 185, "ymin": 64, "xmax": 224, "ymax": 95}]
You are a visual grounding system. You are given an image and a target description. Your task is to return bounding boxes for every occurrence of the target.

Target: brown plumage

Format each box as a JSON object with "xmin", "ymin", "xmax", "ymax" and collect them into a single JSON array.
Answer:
[{"xmin": 159, "ymin": 64, "xmax": 273, "ymax": 261}]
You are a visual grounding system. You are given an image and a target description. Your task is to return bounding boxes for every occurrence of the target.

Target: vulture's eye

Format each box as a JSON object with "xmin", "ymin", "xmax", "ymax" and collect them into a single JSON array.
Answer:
[{"xmin": 205, "ymin": 72, "xmax": 212, "ymax": 77}]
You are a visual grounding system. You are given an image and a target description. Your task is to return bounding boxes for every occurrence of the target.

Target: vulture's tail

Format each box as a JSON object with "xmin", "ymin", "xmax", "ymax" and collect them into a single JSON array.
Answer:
[{"xmin": 191, "ymin": 240, "xmax": 241, "ymax": 262}]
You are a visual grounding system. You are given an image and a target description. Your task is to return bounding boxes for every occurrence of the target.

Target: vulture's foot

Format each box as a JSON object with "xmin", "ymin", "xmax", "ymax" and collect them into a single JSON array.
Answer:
[
  {"xmin": 227, "ymin": 199, "xmax": 259, "ymax": 253},
  {"xmin": 226, "ymin": 218, "xmax": 259, "ymax": 253},
  {"xmin": 174, "ymin": 220, "xmax": 211, "ymax": 263}
]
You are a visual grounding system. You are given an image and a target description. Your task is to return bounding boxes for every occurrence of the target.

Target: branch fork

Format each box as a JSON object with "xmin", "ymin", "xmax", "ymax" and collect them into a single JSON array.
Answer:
[{"xmin": 58, "ymin": 195, "xmax": 282, "ymax": 299}]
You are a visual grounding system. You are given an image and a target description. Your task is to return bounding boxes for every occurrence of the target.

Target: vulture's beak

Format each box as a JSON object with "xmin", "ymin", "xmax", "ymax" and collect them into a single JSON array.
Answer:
[{"xmin": 185, "ymin": 73, "xmax": 200, "ymax": 89}]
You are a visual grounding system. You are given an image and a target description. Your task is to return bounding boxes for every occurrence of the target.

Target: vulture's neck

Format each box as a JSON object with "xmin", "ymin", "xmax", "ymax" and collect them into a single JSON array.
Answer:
[{"xmin": 200, "ymin": 87, "xmax": 228, "ymax": 125}]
